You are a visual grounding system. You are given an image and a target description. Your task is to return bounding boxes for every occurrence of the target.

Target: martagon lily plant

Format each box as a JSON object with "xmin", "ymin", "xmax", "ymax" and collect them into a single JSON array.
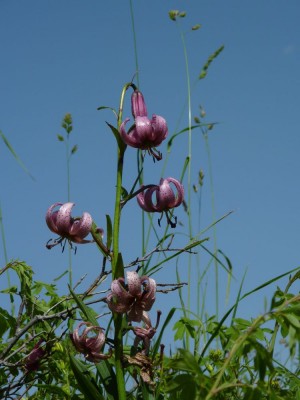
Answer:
[{"xmin": 43, "ymin": 82, "xmax": 185, "ymax": 399}]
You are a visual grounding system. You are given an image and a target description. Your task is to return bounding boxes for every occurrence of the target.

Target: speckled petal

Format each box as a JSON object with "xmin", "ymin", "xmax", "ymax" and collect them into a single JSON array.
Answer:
[
  {"xmin": 111, "ymin": 277, "xmax": 133, "ymax": 303},
  {"xmin": 127, "ymin": 303, "xmax": 144, "ymax": 322},
  {"xmin": 84, "ymin": 326, "xmax": 105, "ymax": 351},
  {"xmin": 140, "ymin": 276, "xmax": 156, "ymax": 310},
  {"xmin": 55, "ymin": 202, "xmax": 74, "ymax": 234},
  {"xmin": 69, "ymin": 212, "xmax": 92, "ymax": 239},
  {"xmin": 46, "ymin": 202, "xmax": 63, "ymax": 234},
  {"xmin": 134, "ymin": 116, "xmax": 153, "ymax": 145},
  {"xmin": 107, "ymin": 292, "xmax": 132, "ymax": 313},
  {"xmin": 120, "ymin": 118, "xmax": 141, "ymax": 148},
  {"xmin": 127, "ymin": 271, "xmax": 142, "ymax": 297},
  {"xmin": 107, "ymin": 278, "xmax": 134, "ymax": 313},
  {"xmin": 156, "ymin": 179, "xmax": 176, "ymax": 211},
  {"xmin": 137, "ymin": 186, "xmax": 158, "ymax": 212},
  {"xmin": 164, "ymin": 177, "xmax": 184, "ymax": 208},
  {"xmin": 150, "ymin": 114, "xmax": 168, "ymax": 145}
]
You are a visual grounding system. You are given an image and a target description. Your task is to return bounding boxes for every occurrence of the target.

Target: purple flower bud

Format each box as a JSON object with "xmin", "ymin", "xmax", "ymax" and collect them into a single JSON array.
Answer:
[
  {"xmin": 120, "ymin": 90, "xmax": 168, "ymax": 161},
  {"xmin": 70, "ymin": 322, "xmax": 112, "ymax": 363},
  {"xmin": 46, "ymin": 202, "xmax": 93, "ymax": 249},
  {"xmin": 137, "ymin": 177, "xmax": 184, "ymax": 227},
  {"xmin": 107, "ymin": 271, "xmax": 156, "ymax": 322},
  {"xmin": 131, "ymin": 90, "xmax": 148, "ymax": 118}
]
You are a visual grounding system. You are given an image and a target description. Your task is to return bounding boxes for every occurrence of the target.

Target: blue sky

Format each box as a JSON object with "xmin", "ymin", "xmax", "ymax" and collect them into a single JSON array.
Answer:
[{"xmin": 1, "ymin": 1, "xmax": 300, "ymax": 346}]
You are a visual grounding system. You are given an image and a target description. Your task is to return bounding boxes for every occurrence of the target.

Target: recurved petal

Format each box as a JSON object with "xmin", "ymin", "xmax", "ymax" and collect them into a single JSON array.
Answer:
[
  {"xmin": 157, "ymin": 179, "xmax": 176, "ymax": 210},
  {"xmin": 127, "ymin": 303, "xmax": 144, "ymax": 322},
  {"xmin": 137, "ymin": 186, "xmax": 159, "ymax": 212},
  {"xmin": 107, "ymin": 292, "xmax": 132, "ymax": 313},
  {"xmin": 165, "ymin": 177, "xmax": 184, "ymax": 207},
  {"xmin": 140, "ymin": 276, "xmax": 156, "ymax": 310},
  {"xmin": 84, "ymin": 326, "xmax": 105, "ymax": 351},
  {"xmin": 46, "ymin": 202, "xmax": 63, "ymax": 234},
  {"xmin": 120, "ymin": 118, "xmax": 140, "ymax": 148},
  {"xmin": 126, "ymin": 271, "xmax": 142, "ymax": 297},
  {"xmin": 137, "ymin": 190, "xmax": 150, "ymax": 212},
  {"xmin": 56, "ymin": 202, "xmax": 75, "ymax": 234},
  {"xmin": 150, "ymin": 114, "xmax": 168, "ymax": 144},
  {"xmin": 69, "ymin": 212, "xmax": 92, "ymax": 238}
]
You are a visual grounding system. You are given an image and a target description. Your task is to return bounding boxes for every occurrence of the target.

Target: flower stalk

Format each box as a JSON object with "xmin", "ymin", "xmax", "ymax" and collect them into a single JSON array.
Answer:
[{"xmin": 111, "ymin": 82, "xmax": 135, "ymax": 400}]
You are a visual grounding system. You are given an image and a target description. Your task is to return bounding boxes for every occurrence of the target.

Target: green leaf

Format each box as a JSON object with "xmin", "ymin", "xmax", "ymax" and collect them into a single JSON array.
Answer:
[
  {"xmin": 106, "ymin": 122, "xmax": 126, "ymax": 150},
  {"xmin": 69, "ymin": 287, "xmax": 99, "ymax": 326},
  {"xmin": 105, "ymin": 214, "xmax": 112, "ymax": 251},
  {"xmin": 0, "ymin": 307, "xmax": 16, "ymax": 336},
  {"xmin": 71, "ymin": 144, "xmax": 78, "ymax": 155},
  {"xmin": 57, "ymin": 134, "xmax": 64, "ymax": 141},
  {"xmin": 0, "ymin": 130, "xmax": 35, "ymax": 180},
  {"xmin": 0, "ymin": 286, "xmax": 17, "ymax": 294},
  {"xmin": 69, "ymin": 355, "xmax": 104, "ymax": 400},
  {"xmin": 199, "ymin": 45, "xmax": 225, "ymax": 79},
  {"xmin": 192, "ymin": 24, "xmax": 201, "ymax": 31},
  {"xmin": 121, "ymin": 186, "xmax": 128, "ymax": 200},
  {"xmin": 35, "ymin": 384, "xmax": 70, "ymax": 397},
  {"xmin": 96, "ymin": 360, "xmax": 118, "ymax": 400},
  {"xmin": 152, "ymin": 307, "xmax": 176, "ymax": 358},
  {"xmin": 169, "ymin": 10, "xmax": 179, "ymax": 21},
  {"xmin": 283, "ymin": 313, "xmax": 300, "ymax": 328},
  {"xmin": 97, "ymin": 106, "xmax": 117, "ymax": 119}
]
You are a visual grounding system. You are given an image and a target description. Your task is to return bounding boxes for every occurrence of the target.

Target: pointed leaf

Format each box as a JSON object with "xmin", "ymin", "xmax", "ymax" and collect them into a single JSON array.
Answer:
[
  {"xmin": 69, "ymin": 355, "xmax": 104, "ymax": 400},
  {"xmin": 69, "ymin": 287, "xmax": 99, "ymax": 326},
  {"xmin": 0, "ymin": 130, "xmax": 35, "ymax": 180},
  {"xmin": 105, "ymin": 215, "xmax": 112, "ymax": 251}
]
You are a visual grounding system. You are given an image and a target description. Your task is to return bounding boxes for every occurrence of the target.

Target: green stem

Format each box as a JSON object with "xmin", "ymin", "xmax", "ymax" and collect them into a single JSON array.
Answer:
[
  {"xmin": 0, "ymin": 203, "xmax": 14, "ymax": 314},
  {"xmin": 111, "ymin": 82, "xmax": 134, "ymax": 399},
  {"xmin": 179, "ymin": 22, "xmax": 193, "ymax": 351},
  {"xmin": 66, "ymin": 135, "xmax": 72, "ymax": 287},
  {"xmin": 203, "ymin": 132, "xmax": 219, "ymax": 320}
]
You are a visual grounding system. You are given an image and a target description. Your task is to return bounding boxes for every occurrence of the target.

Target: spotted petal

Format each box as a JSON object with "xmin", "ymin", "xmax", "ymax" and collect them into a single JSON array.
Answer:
[
  {"xmin": 69, "ymin": 212, "xmax": 92, "ymax": 239},
  {"xmin": 45, "ymin": 202, "xmax": 63, "ymax": 234},
  {"xmin": 55, "ymin": 202, "xmax": 74, "ymax": 235}
]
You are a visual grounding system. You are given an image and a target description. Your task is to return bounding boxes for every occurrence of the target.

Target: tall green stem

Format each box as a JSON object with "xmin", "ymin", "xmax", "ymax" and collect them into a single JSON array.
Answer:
[
  {"xmin": 111, "ymin": 82, "xmax": 134, "ymax": 399},
  {"xmin": 66, "ymin": 135, "xmax": 73, "ymax": 287},
  {"xmin": 0, "ymin": 203, "xmax": 14, "ymax": 314}
]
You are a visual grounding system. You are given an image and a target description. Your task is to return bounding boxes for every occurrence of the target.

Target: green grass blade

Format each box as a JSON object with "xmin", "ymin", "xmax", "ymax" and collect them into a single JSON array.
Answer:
[
  {"xmin": 0, "ymin": 130, "xmax": 35, "ymax": 180},
  {"xmin": 69, "ymin": 355, "xmax": 104, "ymax": 400},
  {"xmin": 152, "ymin": 307, "xmax": 176, "ymax": 358}
]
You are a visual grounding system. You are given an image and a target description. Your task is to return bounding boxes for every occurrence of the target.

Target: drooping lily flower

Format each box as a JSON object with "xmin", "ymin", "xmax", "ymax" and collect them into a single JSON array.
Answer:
[
  {"xmin": 46, "ymin": 202, "xmax": 93, "ymax": 249},
  {"xmin": 25, "ymin": 339, "xmax": 46, "ymax": 371},
  {"xmin": 132, "ymin": 311, "xmax": 161, "ymax": 355},
  {"xmin": 107, "ymin": 271, "xmax": 156, "ymax": 322},
  {"xmin": 137, "ymin": 177, "xmax": 184, "ymax": 228},
  {"xmin": 120, "ymin": 90, "xmax": 168, "ymax": 161},
  {"xmin": 70, "ymin": 322, "xmax": 112, "ymax": 363}
]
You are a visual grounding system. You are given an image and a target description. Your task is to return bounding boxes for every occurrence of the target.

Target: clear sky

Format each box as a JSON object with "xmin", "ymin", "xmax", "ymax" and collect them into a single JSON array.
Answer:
[{"xmin": 1, "ymin": 1, "xmax": 300, "ymax": 345}]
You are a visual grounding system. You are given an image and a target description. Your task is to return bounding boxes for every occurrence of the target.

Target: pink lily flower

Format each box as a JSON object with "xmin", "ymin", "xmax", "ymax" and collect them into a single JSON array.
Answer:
[
  {"xmin": 107, "ymin": 271, "xmax": 156, "ymax": 322},
  {"xmin": 70, "ymin": 322, "xmax": 112, "ymax": 363},
  {"xmin": 137, "ymin": 177, "xmax": 184, "ymax": 227},
  {"xmin": 120, "ymin": 90, "xmax": 168, "ymax": 161},
  {"xmin": 46, "ymin": 202, "xmax": 92, "ymax": 249}
]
